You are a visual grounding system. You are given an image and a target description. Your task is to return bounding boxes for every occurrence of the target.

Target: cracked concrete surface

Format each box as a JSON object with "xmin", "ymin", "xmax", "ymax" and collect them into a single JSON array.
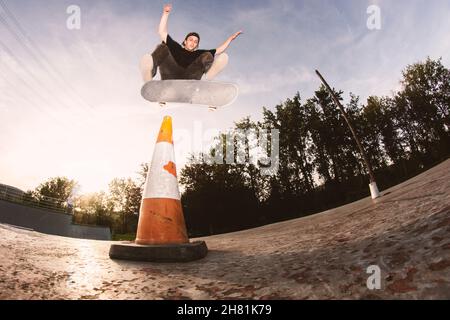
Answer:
[{"xmin": 0, "ymin": 160, "xmax": 449, "ymax": 300}]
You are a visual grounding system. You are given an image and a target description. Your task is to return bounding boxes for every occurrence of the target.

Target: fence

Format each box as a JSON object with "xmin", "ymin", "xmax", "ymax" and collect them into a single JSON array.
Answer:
[{"xmin": 0, "ymin": 184, "xmax": 72, "ymax": 214}]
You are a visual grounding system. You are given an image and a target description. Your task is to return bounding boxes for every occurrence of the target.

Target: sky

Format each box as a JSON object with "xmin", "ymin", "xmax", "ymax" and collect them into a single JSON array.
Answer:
[{"xmin": 0, "ymin": 0, "xmax": 449, "ymax": 195}]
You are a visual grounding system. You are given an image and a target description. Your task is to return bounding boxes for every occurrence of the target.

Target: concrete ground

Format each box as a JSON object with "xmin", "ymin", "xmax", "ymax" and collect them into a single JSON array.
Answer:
[{"xmin": 0, "ymin": 160, "xmax": 449, "ymax": 300}]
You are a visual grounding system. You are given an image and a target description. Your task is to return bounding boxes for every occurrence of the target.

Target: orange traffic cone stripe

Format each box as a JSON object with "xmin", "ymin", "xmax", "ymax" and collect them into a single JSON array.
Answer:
[{"xmin": 137, "ymin": 198, "xmax": 188, "ymax": 244}]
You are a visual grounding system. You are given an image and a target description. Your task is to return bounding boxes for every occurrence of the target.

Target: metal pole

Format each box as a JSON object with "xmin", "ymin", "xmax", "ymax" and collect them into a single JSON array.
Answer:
[{"xmin": 315, "ymin": 70, "xmax": 380, "ymax": 198}]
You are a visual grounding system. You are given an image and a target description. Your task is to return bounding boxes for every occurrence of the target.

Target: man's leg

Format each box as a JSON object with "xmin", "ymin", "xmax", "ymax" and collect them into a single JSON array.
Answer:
[
  {"xmin": 140, "ymin": 44, "xmax": 167, "ymax": 82},
  {"xmin": 205, "ymin": 53, "xmax": 229, "ymax": 80},
  {"xmin": 140, "ymin": 43, "xmax": 184, "ymax": 82},
  {"xmin": 185, "ymin": 52, "xmax": 214, "ymax": 80},
  {"xmin": 140, "ymin": 53, "xmax": 155, "ymax": 83},
  {"xmin": 152, "ymin": 44, "xmax": 187, "ymax": 80},
  {"xmin": 159, "ymin": 52, "xmax": 186, "ymax": 80}
]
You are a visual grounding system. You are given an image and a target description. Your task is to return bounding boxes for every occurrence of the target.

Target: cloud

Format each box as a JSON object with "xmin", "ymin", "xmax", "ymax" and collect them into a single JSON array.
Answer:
[{"xmin": 236, "ymin": 66, "xmax": 315, "ymax": 95}]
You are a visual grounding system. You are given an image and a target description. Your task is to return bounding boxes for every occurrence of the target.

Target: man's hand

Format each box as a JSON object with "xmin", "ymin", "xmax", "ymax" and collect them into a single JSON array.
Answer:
[
  {"xmin": 216, "ymin": 31, "xmax": 243, "ymax": 55},
  {"xmin": 230, "ymin": 31, "xmax": 243, "ymax": 41},
  {"xmin": 163, "ymin": 4, "xmax": 172, "ymax": 14}
]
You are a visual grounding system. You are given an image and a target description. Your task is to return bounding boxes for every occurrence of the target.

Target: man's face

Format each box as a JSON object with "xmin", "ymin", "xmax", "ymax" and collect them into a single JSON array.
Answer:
[{"xmin": 184, "ymin": 36, "xmax": 199, "ymax": 52}]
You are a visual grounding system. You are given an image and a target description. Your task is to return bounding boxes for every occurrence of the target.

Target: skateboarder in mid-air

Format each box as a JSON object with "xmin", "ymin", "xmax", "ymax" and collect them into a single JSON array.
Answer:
[{"xmin": 140, "ymin": 3, "xmax": 242, "ymax": 82}]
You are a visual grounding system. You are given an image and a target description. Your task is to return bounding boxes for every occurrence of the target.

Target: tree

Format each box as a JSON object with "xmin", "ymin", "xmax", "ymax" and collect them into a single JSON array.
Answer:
[
  {"xmin": 364, "ymin": 96, "xmax": 406, "ymax": 166},
  {"xmin": 395, "ymin": 57, "xmax": 450, "ymax": 164},
  {"xmin": 263, "ymin": 93, "xmax": 315, "ymax": 195},
  {"xmin": 34, "ymin": 177, "xmax": 77, "ymax": 201},
  {"xmin": 34, "ymin": 177, "xmax": 78, "ymax": 211},
  {"xmin": 401, "ymin": 57, "xmax": 450, "ymax": 129},
  {"xmin": 136, "ymin": 163, "xmax": 149, "ymax": 190},
  {"xmin": 108, "ymin": 178, "xmax": 141, "ymax": 234},
  {"xmin": 308, "ymin": 86, "xmax": 361, "ymax": 183},
  {"xmin": 180, "ymin": 127, "xmax": 261, "ymax": 236},
  {"xmin": 72, "ymin": 192, "xmax": 112, "ymax": 227},
  {"xmin": 233, "ymin": 117, "xmax": 272, "ymax": 202}
]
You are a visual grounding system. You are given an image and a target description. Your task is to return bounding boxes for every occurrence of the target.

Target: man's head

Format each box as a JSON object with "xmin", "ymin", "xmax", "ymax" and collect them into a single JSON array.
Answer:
[{"xmin": 183, "ymin": 32, "xmax": 200, "ymax": 52}]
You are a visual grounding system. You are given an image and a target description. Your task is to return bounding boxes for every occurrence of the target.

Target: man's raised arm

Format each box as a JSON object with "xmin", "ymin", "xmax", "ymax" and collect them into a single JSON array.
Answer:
[
  {"xmin": 215, "ymin": 31, "xmax": 243, "ymax": 55},
  {"xmin": 158, "ymin": 4, "xmax": 172, "ymax": 43}
]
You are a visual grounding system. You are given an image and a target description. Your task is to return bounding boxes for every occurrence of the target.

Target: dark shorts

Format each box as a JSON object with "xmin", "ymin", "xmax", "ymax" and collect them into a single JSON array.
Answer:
[{"xmin": 151, "ymin": 44, "xmax": 214, "ymax": 80}]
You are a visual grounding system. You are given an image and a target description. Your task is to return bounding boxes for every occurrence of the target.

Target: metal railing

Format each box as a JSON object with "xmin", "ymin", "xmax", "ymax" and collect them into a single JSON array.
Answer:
[{"xmin": 0, "ymin": 184, "xmax": 72, "ymax": 214}]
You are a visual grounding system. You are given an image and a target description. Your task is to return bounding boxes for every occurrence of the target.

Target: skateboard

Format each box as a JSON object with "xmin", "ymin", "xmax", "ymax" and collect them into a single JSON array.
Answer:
[{"xmin": 141, "ymin": 80, "xmax": 239, "ymax": 110}]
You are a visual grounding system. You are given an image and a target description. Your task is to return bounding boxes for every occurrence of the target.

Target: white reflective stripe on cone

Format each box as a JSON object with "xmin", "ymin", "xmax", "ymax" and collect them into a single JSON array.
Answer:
[{"xmin": 143, "ymin": 142, "xmax": 181, "ymax": 200}]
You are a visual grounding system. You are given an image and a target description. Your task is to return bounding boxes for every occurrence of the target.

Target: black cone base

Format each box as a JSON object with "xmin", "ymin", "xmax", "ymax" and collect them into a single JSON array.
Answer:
[{"xmin": 109, "ymin": 241, "xmax": 208, "ymax": 263}]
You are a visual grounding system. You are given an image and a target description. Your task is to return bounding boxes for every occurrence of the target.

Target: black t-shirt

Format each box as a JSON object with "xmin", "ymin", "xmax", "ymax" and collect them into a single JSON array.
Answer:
[{"xmin": 164, "ymin": 35, "xmax": 216, "ymax": 69}]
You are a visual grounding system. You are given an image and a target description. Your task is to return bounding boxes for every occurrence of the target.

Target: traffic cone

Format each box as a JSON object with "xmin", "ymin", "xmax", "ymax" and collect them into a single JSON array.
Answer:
[
  {"xmin": 136, "ymin": 116, "xmax": 188, "ymax": 245},
  {"xmin": 109, "ymin": 116, "xmax": 207, "ymax": 262}
]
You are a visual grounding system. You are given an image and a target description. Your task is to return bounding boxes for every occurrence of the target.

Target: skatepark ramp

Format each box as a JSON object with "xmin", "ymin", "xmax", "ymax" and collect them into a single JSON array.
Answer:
[{"xmin": 0, "ymin": 199, "xmax": 111, "ymax": 241}]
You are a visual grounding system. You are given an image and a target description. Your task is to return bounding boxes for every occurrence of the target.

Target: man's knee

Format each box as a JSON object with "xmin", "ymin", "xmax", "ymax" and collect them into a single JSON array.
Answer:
[
  {"xmin": 216, "ymin": 53, "xmax": 229, "ymax": 65},
  {"xmin": 205, "ymin": 53, "xmax": 229, "ymax": 80},
  {"xmin": 213, "ymin": 53, "xmax": 229, "ymax": 71}
]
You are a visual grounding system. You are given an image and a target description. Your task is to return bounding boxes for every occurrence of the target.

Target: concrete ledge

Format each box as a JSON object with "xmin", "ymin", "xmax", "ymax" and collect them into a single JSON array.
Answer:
[
  {"xmin": 0, "ymin": 200, "xmax": 111, "ymax": 240},
  {"xmin": 109, "ymin": 241, "xmax": 208, "ymax": 263}
]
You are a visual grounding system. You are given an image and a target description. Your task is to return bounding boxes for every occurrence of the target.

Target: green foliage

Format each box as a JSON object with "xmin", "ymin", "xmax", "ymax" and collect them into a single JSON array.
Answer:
[
  {"xmin": 71, "ymin": 177, "xmax": 142, "ymax": 234},
  {"xmin": 31, "ymin": 177, "xmax": 78, "ymax": 212},
  {"xmin": 72, "ymin": 192, "xmax": 112, "ymax": 227},
  {"xmin": 34, "ymin": 177, "xmax": 77, "ymax": 202},
  {"xmin": 71, "ymin": 164, "xmax": 148, "ymax": 235},
  {"xmin": 108, "ymin": 178, "xmax": 142, "ymax": 234},
  {"xmin": 112, "ymin": 233, "xmax": 137, "ymax": 241}
]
